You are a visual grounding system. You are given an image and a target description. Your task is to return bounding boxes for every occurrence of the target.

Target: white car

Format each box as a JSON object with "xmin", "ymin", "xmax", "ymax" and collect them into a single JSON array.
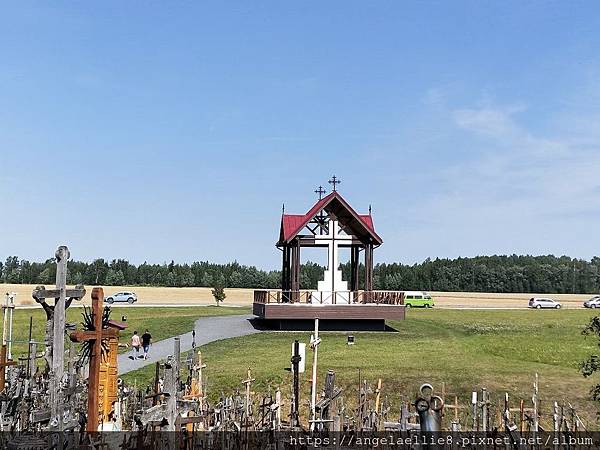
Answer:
[
  {"xmin": 528, "ymin": 297, "xmax": 561, "ymax": 309},
  {"xmin": 583, "ymin": 296, "xmax": 600, "ymax": 308},
  {"xmin": 104, "ymin": 292, "xmax": 137, "ymax": 304}
]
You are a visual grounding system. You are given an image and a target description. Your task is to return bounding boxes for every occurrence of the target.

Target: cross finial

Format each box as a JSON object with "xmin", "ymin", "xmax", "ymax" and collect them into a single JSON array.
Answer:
[
  {"xmin": 314, "ymin": 186, "xmax": 327, "ymax": 200},
  {"xmin": 328, "ymin": 175, "xmax": 341, "ymax": 192}
]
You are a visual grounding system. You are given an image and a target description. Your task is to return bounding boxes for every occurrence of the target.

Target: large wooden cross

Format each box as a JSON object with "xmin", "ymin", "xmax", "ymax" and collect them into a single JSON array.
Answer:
[{"xmin": 69, "ymin": 287, "xmax": 118, "ymax": 432}]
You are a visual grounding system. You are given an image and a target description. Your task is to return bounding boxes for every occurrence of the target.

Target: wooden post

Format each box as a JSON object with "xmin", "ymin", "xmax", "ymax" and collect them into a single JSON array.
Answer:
[
  {"xmin": 0, "ymin": 344, "xmax": 16, "ymax": 391},
  {"xmin": 364, "ymin": 244, "xmax": 373, "ymax": 292},
  {"xmin": 310, "ymin": 318, "xmax": 320, "ymax": 430},
  {"xmin": 53, "ymin": 246, "xmax": 69, "ymax": 387},
  {"xmin": 291, "ymin": 340, "xmax": 301, "ymax": 428},
  {"xmin": 242, "ymin": 367, "xmax": 255, "ymax": 428},
  {"xmin": 350, "ymin": 246, "xmax": 359, "ymax": 292}
]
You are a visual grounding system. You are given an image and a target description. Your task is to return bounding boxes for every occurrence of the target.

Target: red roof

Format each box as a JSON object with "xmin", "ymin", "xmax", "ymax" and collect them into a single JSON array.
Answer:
[{"xmin": 278, "ymin": 191, "xmax": 382, "ymax": 245}]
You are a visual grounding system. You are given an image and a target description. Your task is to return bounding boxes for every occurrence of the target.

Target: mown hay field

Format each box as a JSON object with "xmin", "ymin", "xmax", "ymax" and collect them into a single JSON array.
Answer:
[{"xmin": 1, "ymin": 283, "xmax": 595, "ymax": 308}]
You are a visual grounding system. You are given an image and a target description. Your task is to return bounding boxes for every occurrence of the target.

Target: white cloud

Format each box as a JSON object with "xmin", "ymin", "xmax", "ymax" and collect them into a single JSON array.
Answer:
[{"xmin": 397, "ymin": 96, "xmax": 600, "ymax": 261}]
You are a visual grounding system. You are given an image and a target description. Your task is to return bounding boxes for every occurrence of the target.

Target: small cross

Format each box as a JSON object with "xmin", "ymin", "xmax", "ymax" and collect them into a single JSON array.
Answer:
[
  {"xmin": 314, "ymin": 186, "xmax": 327, "ymax": 200},
  {"xmin": 328, "ymin": 175, "xmax": 341, "ymax": 192}
]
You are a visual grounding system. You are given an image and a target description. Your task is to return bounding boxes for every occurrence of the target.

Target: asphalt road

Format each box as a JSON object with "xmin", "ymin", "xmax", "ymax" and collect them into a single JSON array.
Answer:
[{"xmin": 118, "ymin": 314, "xmax": 261, "ymax": 374}]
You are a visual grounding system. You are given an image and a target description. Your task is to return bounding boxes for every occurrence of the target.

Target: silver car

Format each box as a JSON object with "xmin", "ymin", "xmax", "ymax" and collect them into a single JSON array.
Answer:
[
  {"xmin": 104, "ymin": 291, "xmax": 137, "ymax": 304},
  {"xmin": 583, "ymin": 296, "xmax": 600, "ymax": 308},
  {"xmin": 528, "ymin": 297, "xmax": 561, "ymax": 309}
]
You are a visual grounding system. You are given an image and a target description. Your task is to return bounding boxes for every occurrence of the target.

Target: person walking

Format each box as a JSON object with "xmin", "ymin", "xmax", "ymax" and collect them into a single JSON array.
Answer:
[
  {"xmin": 130, "ymin": 331, "xmax": 141, "ymax": 359},
  {"xmin": 141, "ymin": 329, "xmax": 152, "ymax": 360}
]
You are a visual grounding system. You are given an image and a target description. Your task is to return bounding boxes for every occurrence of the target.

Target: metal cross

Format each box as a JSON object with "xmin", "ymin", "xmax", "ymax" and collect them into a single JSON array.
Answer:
[
  {"xmin": 314, "ymin": 186, "xmax": 327, "ymax": 200},
  {"xmin": 328, "ymin": 175, "xmax": 341, "ymax": 192}
]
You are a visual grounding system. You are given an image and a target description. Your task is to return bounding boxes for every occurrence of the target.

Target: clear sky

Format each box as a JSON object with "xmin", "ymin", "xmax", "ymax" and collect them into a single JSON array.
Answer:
[{"xmin": 2, "ymin": 2, "xmax": 600, "ymax": 269}]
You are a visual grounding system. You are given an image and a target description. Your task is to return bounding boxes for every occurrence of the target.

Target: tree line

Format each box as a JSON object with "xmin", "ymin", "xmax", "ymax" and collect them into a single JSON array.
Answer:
[{"xmin": 1, "ymin": 254, "xmax": 599, "ymax": 294}]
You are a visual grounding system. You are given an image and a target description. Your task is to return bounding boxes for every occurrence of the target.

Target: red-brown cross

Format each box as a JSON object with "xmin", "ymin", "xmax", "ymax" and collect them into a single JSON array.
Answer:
[
  {"xmin": 69, "ymin": 287, "xmax": 118, "ymax": 432},
  {"xmin": 0, "ymin": 344, "xmax": 16, "ymax": 392}
]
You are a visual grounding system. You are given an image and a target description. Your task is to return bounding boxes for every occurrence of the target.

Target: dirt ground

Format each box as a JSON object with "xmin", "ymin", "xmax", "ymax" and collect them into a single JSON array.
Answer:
[{"xmin": 1, "ymin": 283, "xmax": 595, "ymax": 309}]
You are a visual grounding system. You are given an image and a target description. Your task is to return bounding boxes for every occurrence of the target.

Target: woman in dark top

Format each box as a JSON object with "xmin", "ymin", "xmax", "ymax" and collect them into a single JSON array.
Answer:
[{"xmin": 141, "ymin": 329, "xmax": 152, "ymax": 360}]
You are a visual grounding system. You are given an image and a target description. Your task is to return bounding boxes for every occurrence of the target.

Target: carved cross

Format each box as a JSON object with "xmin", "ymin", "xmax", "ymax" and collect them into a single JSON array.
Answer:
[
  {"xmin": 69, "ymin": 287, "xmax": 118, "ymax": 432},
  {"xmin": 31, "ymin": 246, "xmax": 86, "ymax": 431}
]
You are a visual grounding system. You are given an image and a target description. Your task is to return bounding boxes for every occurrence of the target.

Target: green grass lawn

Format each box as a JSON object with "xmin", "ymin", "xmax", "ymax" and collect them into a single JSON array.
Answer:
[
  {"xmin": 6, "ymin": 305, "xmax": 250, "ymax": 360},
  {"xmin": 122, "ymin": 308, "xmax": 600, "ymax": 428}
]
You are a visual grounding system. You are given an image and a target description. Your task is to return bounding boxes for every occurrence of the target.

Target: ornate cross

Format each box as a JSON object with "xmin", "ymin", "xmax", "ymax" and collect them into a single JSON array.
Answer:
[
  {"xmin": 70, "ymin": 287, "xmax": 118, "ymax": 432},
  {"xmin": 328, "ymin": 175, "xmax": 341, "ymax": 191},
  {"xmin": 314, "ymin": 186, "xmax": 327, "ymax": 200}
]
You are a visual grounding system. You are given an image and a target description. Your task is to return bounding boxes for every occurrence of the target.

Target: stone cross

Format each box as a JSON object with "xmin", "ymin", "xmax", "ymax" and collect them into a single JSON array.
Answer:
[
  {"xmin": 69, "ymin": 287, "xmax": 118, "ymax": 432},
  {"xmin": 315, "ymin": 220, "xmax": 352, "ymax": 301}
]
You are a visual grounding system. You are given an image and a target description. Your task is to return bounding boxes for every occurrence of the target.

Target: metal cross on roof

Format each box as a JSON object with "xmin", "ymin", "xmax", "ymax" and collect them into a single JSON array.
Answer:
[
  {"xmin": 314, "ymin": 186, "xmax": 327, "ymax": 200},
  {"xmin": 328, "ymin": 175, "xmax": 341, "ymax": 191}
]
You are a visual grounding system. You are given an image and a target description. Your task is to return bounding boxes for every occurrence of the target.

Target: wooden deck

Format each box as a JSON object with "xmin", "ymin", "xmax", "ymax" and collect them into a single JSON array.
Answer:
[
  {"xmin": 253, "ymin": 302, "xmax": 405, "ymax": 321},
  {"xmin": 253, "ymin": 290, "xmax": 406, "ymax": 323}
]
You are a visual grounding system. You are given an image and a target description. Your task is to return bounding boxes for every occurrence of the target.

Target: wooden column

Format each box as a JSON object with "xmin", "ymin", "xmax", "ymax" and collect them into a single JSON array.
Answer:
[
  {"xmin": 364, "ymin": 243, "xmax": 374, "ymax": 292},
  {"xmin": 0, "ymin": 344, "xmax": 16, "ymax": 391},
  {"xmin": 281, "ymin": 246, "xmax": 291, "ymax": 293},
  {"xmin": 290, "ymin": 240, "xmax": 301, "ymax": 301},
  {"xmin": 350, "ymin": 246, "xmax": 360, "ymax": 292}
]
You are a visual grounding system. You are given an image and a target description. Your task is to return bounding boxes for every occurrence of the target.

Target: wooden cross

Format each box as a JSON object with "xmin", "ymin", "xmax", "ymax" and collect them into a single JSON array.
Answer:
[
  {"xmin": 328, "ymin": 175, "xmax": 341, "ymax": 191},
  {"xmin": 314, "ymin": 186, "xmax": 327, "ymax": 200},
  {"xmin": 0, "ymin": 344, "xmax": 16, "ymax": 392},
  {"xmin": 242, "ymin": 367, "xmax": 255, "ymax": 425},
  {"xmin": 69, "ymin": 287, "xmax": 118, "ymax": 432},
  {"xmin": 31, "ymin": 246, "xmax": 85, "ymax": 430}
]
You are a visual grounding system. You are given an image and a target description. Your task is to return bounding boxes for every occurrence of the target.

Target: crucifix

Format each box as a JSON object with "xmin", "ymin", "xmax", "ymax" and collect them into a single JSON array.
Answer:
[
  {"xmin": 314, "ymin": 186, "xmax": 327, "ymax": 200},
  {"xmin": 69, "ymin": 287, "xmax": 119, "ymax": 432},
  {"xmin": 328, "ymin": 175, "xmax": 341, "ymax": 192}
]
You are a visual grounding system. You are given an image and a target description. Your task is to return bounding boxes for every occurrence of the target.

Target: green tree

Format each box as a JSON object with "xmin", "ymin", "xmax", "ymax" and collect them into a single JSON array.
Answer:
[
  {"xmin": 105, "ymin": 269, "xmax": 125, "ymax": 286},
  {"xmin": 211, "ymin": 285, "xmax": 226, "ymax": 306}
]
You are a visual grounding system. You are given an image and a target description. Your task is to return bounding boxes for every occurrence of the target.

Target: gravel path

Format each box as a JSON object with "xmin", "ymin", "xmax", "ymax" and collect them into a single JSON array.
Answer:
[{"xmin": 118, "ymin": 314, "xmax": 260, "ymax": 374}]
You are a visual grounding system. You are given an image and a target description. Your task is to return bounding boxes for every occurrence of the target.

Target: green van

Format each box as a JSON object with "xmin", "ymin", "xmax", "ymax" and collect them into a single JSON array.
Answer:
[{"xmin": 403, "ymin": 291, "xmax": 434, "ymax": 308}]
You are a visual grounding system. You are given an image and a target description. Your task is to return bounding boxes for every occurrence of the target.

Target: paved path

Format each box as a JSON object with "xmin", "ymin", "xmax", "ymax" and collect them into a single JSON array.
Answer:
[{"xmin": 118, "ymin": 314, "xmax": 261, "ymax": 374}]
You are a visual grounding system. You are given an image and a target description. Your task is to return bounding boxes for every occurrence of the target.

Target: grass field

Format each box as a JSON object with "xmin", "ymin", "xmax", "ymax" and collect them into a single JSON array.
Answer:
[
  {"xmin": 2, "ymin": 283, "xmax": 597, "ymax": 308},
  {"xmin": 122, "ymin": 308, "xmax": 600, "ymax": 427},
  {"xmin": 6, "ymin": 305, "xmax": 249, "ymax": 359}
]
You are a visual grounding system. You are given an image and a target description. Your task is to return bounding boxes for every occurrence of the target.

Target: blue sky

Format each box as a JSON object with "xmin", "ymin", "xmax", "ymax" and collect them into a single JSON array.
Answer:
[{"xmin": 2, "ymin": 1, "xmax": 600, "ymax": 269}]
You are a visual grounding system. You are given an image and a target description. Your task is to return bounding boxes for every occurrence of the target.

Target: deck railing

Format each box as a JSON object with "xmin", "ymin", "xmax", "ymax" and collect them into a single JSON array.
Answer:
[{"xmin": 253, "ymin": 290, "xmax": 404, "ymax": 305}]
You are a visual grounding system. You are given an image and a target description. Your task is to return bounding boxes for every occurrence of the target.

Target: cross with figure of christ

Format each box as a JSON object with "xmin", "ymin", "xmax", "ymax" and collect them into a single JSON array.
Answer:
[
  {"xmin": 70, "ymin": 287, "xmax": 118, "ymax": 432},
  {"xmin": 328, "ymin": 175, "xmax": 341, "ymax": 191}
]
